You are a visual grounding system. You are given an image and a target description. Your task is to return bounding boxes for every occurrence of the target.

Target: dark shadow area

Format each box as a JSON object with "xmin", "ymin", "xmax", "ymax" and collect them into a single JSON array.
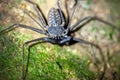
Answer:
[
  {"xmin": 0, "ymin": 36, "xmax": 22, "ymax": 80},
  {"xmin": 106, "ymin": 0, "xmax": 120, "ymax": 19},
  {"xmin": 103, "ymin": 0, "xmax": 120, "ymax": 80}
]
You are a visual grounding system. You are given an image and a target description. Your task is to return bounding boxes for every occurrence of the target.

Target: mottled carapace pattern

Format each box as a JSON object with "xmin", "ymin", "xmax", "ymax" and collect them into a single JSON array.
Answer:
[{"xmin": 48, "ymin": 8, "xmax": 62, "ymax": 27}]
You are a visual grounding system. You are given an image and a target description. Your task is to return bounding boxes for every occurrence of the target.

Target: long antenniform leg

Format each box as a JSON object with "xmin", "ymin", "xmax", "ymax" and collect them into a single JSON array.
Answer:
[
  {"xmin": 72, "ymin": 38, "xmax": 107, "ymax": 80},
  {"xmin": 0, "ymin": 24, "xmax": 45, "ymax": 35},
  {"xmin": 57, "ymin": 0, "xmax": 65, "ymax": 26},
  {"xmin": 24, "ymin": 11, "xmax": 43, "ymax": 28},
  {"xmin": 22, "ymin": 37, "xmax": 47, "ymax": 80},
  {"xmin": 69, "ymin": 16, "xmax": 120, "ymax": 32},
  {"xmin": 25, "ymin": 0, "xmax": 47, "ymax": 30}
]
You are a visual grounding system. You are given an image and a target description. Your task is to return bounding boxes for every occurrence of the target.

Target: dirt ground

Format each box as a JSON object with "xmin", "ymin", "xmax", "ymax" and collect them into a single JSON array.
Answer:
[{"xmin": 0, "ymin": 0, "xmax": 120, "ymax": 79}]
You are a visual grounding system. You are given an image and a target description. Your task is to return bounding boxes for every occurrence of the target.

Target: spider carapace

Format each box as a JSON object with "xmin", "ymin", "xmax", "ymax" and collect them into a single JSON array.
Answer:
[{"xmin": 47, "ymin": 8, "xmax": 67, "ymax": 40}]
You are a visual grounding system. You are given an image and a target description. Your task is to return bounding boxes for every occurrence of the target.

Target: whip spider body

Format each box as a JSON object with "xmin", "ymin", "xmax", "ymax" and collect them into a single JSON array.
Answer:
[{"xmin": 0, "ymin": 0, "xmax": 119, "ymax": 80}]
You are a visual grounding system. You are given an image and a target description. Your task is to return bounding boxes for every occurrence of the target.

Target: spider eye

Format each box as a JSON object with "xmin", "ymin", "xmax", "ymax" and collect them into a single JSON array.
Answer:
[
  {"xmin": 61, "ymin": 30, "xmax": 67, "ymax": 36},
  {"xmin": 64, "ymin": 30, "xmax": 67, "ymax": 34}
]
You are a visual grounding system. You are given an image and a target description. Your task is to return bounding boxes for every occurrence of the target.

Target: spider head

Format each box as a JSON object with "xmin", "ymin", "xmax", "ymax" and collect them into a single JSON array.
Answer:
[{"xmin": 47, "ymin": 26, "xmax": 67, "ymax": 39}]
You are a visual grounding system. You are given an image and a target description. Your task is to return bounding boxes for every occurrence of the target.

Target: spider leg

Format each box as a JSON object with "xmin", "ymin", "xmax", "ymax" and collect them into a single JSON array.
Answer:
[
  {"xmin": 24, "ymin": 11, "xmax": 43, "ymax": 29},
  {"xmin": 72, "ymin": 37, "xmax": 107, "ymax": 80},
  {"xmin": 0, "ymin": 24, "xmax": 45, "ymax": 35},
  {"xmin": 57, "ymin": 0, "xmax": 65, "ymax": 26},
  {"xmin": 60, "ymin": 36, "xmax": 72, "ymax": 44},
  {"xmin": 25, "ymin": 0, "xmax": 47, "ymax": 29},
  {"xmin": 67, "ymin": 0, "xmax": 78, "ymax": 28},
  {"xmin": 22, "ymin": 37, "xmax": 47, "ymax": 80},
  {"xmin": 73, "ymin": 38, "xmax": 101, "ymax": 65},
  {"xmin": 69, "ymin": 16, "xmax": 120, "ymax": 32},
  {"xmin": 64, "ymin": 0, "xmax": 69, "ymax": 26}
]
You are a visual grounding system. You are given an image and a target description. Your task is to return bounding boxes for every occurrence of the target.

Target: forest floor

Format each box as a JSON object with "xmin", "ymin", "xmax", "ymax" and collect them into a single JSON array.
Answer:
[{"xmin": 0, "ymin": 0, "xmax": 120, "ymax": 80}]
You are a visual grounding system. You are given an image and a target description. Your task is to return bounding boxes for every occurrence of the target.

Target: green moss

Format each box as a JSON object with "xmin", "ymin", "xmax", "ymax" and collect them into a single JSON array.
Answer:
[{"xmin": 0, "ymin": 28, "xmax": 96, "ymax": 79}]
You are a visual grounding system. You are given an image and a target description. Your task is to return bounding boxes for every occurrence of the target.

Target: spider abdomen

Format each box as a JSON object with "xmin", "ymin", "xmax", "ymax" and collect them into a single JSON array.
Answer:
[{"xmin": 48, "ymin": 8, "xmax": 62, "ymax": 27}]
